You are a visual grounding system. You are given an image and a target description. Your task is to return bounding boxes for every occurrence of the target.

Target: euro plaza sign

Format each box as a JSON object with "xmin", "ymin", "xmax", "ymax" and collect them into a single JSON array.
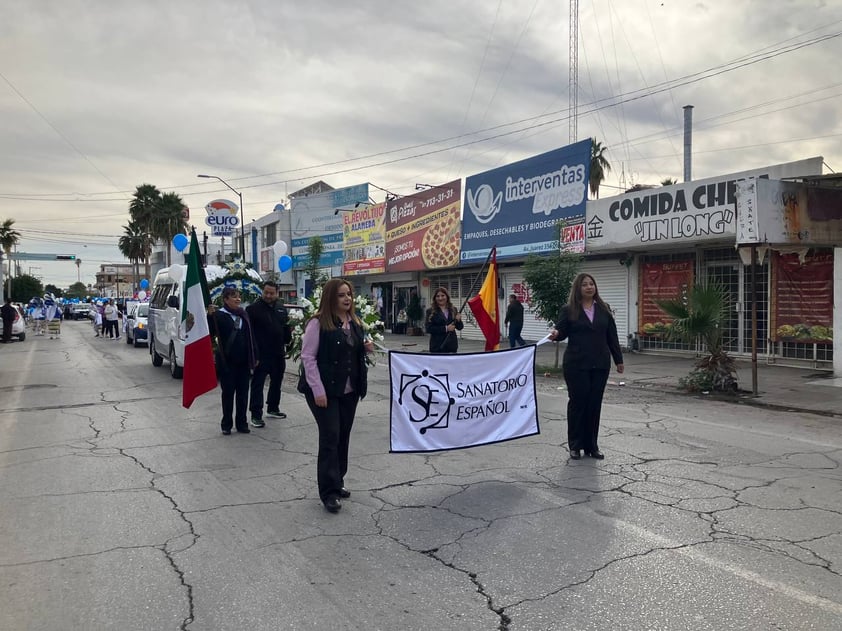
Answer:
[{"xmin": 204, "ymin": 199, "xmax": 240, "ymax": 236}]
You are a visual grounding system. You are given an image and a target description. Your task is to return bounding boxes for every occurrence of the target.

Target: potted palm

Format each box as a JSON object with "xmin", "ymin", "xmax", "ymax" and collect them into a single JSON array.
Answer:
[
  {"xmin": 405, "ymin": 293, "xmax": 424, "ymax": 336},
  {"xmin": 656, "ymin": 281, "xmax": 738, "ymax": 393}
]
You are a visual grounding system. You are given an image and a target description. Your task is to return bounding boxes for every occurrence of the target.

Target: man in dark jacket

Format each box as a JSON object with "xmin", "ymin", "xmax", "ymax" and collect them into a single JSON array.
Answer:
[
  {"xmin": 504, "ymin": 294, "xmax": 526, "ymax": 347},
  {"xmin": 1, "ymin": 297, "xmax": 16, "ymax": 343},
  {"xmin": 246, "ymin": 281, "xmax": 292, "ymax": 427}
]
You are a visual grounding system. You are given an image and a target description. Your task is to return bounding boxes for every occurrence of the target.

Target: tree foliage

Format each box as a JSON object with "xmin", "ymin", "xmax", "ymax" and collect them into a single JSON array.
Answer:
[
  {"xmin": 119, "ymin": 220, "xmax": 153, "ymax": 290},
  {"xmin": 0, "ymin": 218, "xmax": 21, "ymax": 299},
  {"xmin": 523, "ymin": 225, "xmax": 583, "ymax": 367},
  {"xmin": 304, "ymin": 236, "xmax": 329, "ymax": 292},
  {"xmin": 127, "ymin": 184, "xmax": 187, "ymax": 270},
  {"xmin": 656, "ymin": 281, "xmax": 738, "ymax": 392},
  {"xmin": 10, "ymin": 274, "xmax": 43, "ymax": 302},
  {"xmin": 45, "ymin": 284, "xmax": 64, "ymax": 297},
  {"xmin": 65, "ymin": 282, "xmax": 89, "ymax": 299},
  {"xmin": 589, "ymin": 139, "xmax": 611, "ymax": 199}
]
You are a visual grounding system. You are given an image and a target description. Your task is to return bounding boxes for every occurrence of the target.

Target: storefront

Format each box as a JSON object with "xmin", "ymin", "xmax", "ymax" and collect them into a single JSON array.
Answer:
[{"xmin": 586, "ymin": 157, "xmax": 827, "ymax": 363}]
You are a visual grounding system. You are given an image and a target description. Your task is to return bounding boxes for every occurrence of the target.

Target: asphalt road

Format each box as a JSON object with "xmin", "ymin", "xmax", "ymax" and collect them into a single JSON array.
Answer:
[{"xmin": 1, "ymin": 321, "xmax": 841, "ymax": 630}]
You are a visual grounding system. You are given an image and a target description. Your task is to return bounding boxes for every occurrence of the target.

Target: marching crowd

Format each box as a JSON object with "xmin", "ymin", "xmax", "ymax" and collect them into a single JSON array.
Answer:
[
  {"xmin": 5, "ymin": 273, "xmax": 623, "ymax": 515},
  {"xmin": 204, "ymin": 272, "xmax": 622, "ymax": 514}
]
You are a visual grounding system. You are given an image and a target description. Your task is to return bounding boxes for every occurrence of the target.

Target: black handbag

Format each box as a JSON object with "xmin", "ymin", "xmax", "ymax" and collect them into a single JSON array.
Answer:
[{"xmin": 296, "ymin": 363, "xmax": 310, "ymax": 394}]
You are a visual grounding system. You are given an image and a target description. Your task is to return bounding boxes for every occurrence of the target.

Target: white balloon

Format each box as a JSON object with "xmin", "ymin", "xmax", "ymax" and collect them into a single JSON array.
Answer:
[{"xmin": 272, "ymin": 240, "xmax": 288, "ymax": 256}]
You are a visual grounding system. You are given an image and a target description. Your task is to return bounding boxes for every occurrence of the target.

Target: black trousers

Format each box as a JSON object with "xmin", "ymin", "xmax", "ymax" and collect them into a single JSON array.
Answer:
[
  {"xmin": 249, "ymin": 354, "xmax": 285, "ymax": 418},
  {"xmin": 218, "ymin": 364, "xmax": 251, "ymax": 431},
  {"xmin": 1, "ymin": 318, "xmax": 12, "ymax": 342},
  {"xmin": 563, "ymin": 367, "xmax": 609, "ymax": 451},
  {"xmin": 305, "ymin": 391, "xmax": 359, "ymax": 502},
  {"xmin": 508, "ymin": 323, "xmax": 525, "ymax": 347}
]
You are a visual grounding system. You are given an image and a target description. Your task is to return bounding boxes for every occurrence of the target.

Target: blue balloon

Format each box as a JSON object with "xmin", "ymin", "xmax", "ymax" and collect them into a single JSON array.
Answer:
[
  {"xmin": 278, "ymin": 255, "xmax": 293, "ymax": 273},
  {"xmin": 172, "ymin": 234, "xmax": 189, "ymax": 252},
  {"xmin": 139, "ymin": 279, "xmax": 149, "ymax": 290}
]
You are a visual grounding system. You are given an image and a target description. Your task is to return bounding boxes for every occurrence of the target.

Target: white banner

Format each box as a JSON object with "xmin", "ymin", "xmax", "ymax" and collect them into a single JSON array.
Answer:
[{"xmin": 389, "ymin": 346, "xmax": 540, "ymax": 452}]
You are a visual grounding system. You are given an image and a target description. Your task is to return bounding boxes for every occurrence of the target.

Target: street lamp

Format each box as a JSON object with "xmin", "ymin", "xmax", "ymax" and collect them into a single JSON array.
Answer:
[{"xmin": 197, "ymin": 174, "xmax": 246, "ymax": 259}]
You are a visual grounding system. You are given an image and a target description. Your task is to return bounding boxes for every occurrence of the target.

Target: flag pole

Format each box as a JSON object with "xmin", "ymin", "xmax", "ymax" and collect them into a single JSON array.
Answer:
[{"xmin": 457, "ymin": 245, "xmax": 496, "ymax": 314}]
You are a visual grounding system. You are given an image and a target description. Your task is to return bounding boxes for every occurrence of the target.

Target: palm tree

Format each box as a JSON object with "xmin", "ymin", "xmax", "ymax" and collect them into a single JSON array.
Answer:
[
  {"xmin": 129, "ymin": 184, "xmax": 161, "ymax": 278},
  {"xmin": 589, "ymin": 139, "xmax": 611, "ymax": 199},
  {"xmin": 656, "ymin": 282, "xmax": 738, "ymax": 392},
  {"xmin": 0, "ymin": 218, "xmax": 22, "ymax": 299},
  {"xmin": 661, "ymin": 177, "xmax": 678, "ymax": 186},
  {"xmin": 153, "ymin": 191, "xmax": 189, "ymax": 267},
  {"xmin": 118, "ymin": 221, "xmax": 151, "ymax": 293}
]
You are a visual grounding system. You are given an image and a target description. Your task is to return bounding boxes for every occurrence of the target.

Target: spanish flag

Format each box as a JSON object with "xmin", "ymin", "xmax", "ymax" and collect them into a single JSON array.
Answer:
[{"xmin": 468, "ymin": 247, "xmax": 500, "ymax": 351}]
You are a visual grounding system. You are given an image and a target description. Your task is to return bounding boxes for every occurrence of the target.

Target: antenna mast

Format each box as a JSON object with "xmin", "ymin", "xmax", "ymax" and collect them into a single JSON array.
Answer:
[{"xmin": 569, "ymin": 0, "xmax": 579, "ymax": 144}]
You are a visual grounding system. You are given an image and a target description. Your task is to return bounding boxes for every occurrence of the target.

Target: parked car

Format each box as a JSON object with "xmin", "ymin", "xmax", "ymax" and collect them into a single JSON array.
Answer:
[
  {"xmin": 1, "ymin": 305, "xmax": 26, "ymax": 341},
  {"xmin": 71, "ymin": 303, "xmax": 95, "ymax": 320},
  {"xmin": 125, "ymin": 302, "xmax": 149, "ymax": 347}
]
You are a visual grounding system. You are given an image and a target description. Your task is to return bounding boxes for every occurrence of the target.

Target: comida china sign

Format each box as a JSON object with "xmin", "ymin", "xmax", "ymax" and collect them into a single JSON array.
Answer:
[
  {"xmin": 585, "ymin": 157, "xmax": 823, "ymax": 252},
  {"xmin": 460, "ymin": 139, "xmax": 591, "ymax": 263}
]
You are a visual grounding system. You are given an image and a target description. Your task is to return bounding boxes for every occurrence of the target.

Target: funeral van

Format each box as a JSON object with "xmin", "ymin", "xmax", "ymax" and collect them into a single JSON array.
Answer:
[{"xmin": 148, "ymin": 265, "xmax": 186, "ymax": 379}]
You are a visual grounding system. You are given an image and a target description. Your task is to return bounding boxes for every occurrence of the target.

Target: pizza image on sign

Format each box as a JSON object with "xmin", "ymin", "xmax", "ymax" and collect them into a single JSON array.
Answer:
[{"xmin": 421, "ymin": 206, "xmax": 461, "ymax": 268}]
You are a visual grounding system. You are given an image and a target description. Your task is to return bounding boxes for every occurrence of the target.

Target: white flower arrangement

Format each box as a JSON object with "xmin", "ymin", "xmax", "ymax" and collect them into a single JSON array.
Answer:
[{"xmin": 287, "ymin": 287, "xmax": 385, "ymax": 366}]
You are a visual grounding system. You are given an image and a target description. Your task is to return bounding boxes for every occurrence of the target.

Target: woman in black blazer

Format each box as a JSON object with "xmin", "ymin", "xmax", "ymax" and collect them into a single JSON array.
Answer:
[
  {"xmin": 550, "ymin": 273, "xmax": 624, "ymax": 460},
  {"xmin": 425, "ymin": 287, "xmax": 463, "ymax": 353}
]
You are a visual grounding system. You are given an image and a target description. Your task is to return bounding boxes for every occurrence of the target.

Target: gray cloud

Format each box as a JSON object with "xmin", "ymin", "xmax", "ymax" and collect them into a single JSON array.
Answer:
[{"xmin": 1, "ymin": 0, "xmax": 840, "ymax": 286}]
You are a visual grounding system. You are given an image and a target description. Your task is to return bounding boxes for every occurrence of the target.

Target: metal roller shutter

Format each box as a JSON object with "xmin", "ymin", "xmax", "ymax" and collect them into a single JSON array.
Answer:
[
  {"xmin": 501, "ymin": 271, "xmax": 554, "ymax": 343},
  {"xmin": 579, "ymin": 259, "xmax": 630, "ymax": 349}
]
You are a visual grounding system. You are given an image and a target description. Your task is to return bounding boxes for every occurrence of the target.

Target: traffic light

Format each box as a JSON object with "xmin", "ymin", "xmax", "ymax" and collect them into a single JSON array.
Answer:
[{"xmin": 55, "ymin": 255, "xmax": 76, "ymax": 260}]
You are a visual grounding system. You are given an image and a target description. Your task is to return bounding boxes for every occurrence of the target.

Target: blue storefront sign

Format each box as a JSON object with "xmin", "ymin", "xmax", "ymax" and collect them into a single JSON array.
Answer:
[
  {"xmin": 290, "ymin": 183, "xmax": 369, "ymax": 268},
  {"xmin": 461, "ymin": 139, "xmax": 591, "ymax": 263}
]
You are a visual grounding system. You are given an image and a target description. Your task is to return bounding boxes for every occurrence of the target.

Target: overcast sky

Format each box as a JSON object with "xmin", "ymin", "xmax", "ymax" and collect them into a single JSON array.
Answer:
[{"xmin": 1, "ymin": 0, "xmax": 840, "ymax": 288}]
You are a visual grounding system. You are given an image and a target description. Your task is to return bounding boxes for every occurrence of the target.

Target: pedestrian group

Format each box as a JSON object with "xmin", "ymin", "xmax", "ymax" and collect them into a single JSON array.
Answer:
[{"xmin": 198, "ymin": 273, "xmax": 621, "ymax": 515}]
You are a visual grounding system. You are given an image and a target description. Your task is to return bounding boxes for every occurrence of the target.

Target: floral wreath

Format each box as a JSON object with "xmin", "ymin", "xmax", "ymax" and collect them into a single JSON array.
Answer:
[
  {"xmin": 287, "ymin": 286, "xmax": 385, "ymax": 366},
  {"xmin": 207, "ymin": 259, "xmax": 263, "ymax": 305}
]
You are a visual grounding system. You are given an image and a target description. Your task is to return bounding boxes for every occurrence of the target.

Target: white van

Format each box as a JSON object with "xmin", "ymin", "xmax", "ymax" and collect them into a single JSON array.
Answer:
[{"xmin": 148, "ymin": 265, "xmax": 186, "ymax": 378}]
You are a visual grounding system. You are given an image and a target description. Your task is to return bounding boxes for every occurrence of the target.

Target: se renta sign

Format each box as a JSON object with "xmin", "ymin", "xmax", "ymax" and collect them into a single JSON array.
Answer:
[{"xmin": 460, "ymin": 139, "xmax": 591, "ymax": 263}]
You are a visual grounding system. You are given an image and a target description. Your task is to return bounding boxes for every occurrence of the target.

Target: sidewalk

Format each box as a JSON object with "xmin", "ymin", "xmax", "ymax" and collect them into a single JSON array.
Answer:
[{"xmin": 377, "ymin": 332, "xmax": 842, "ymax": 419}]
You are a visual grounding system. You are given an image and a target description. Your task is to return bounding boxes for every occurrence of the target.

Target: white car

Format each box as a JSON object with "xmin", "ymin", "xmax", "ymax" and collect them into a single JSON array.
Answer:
[
  {"xmin": 1, "ymin": 304, "xmax": 26, "ymax": 341},
  {"xmin": 125, "ymin": 303, "xmax": 149, "ymax": 347}
]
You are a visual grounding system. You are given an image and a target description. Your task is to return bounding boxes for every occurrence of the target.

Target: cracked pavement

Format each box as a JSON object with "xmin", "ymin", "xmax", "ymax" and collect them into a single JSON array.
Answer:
[{"xmin": 1, "ymin": 322, "xmax": 841, "ymax": 630}]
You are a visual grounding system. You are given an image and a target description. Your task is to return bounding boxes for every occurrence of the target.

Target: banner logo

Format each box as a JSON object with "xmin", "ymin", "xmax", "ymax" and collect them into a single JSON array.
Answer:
[
  {"xmin": 398, "ymin": 370, "xmax": 454, "ymax": 434},
  {"xmin": 466, "ymin": 184, "xmax": 502, "ymax": 224}
]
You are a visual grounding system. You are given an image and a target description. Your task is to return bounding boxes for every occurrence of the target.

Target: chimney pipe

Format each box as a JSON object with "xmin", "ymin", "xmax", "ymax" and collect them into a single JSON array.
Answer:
[{"xmin": 683, "ymin": 105, "xmax": 693, "ymax": 182}]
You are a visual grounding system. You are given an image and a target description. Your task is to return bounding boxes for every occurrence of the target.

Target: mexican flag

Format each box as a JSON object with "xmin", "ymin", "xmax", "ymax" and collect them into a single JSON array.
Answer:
[
  {"xmin": 467, "ymin": 247, "xmax": 500, "ymax": 351},
  {"xmin": 182, "ymin": 230, "xmax": 217, "ymax": 408}
]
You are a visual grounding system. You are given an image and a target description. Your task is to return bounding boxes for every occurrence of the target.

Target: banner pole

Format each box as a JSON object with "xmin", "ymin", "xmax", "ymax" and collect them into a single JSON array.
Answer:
[{"xmin": 458, "ymin": 245, "xmax": 496, "ymax": 314}]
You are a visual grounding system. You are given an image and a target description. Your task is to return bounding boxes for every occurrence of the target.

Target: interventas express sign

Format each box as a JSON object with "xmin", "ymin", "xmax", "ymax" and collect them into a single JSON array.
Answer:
[
  {"xmin": 461, "ymin": 140, "xmax": 591, "ymax": 263},
  {"xmin": 389, "ymin": 346, "xmax": 539, "ymax": 452},
  {"xmin": 585, "ymin": 157, "xmax": 823, "ymax": 251}
]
